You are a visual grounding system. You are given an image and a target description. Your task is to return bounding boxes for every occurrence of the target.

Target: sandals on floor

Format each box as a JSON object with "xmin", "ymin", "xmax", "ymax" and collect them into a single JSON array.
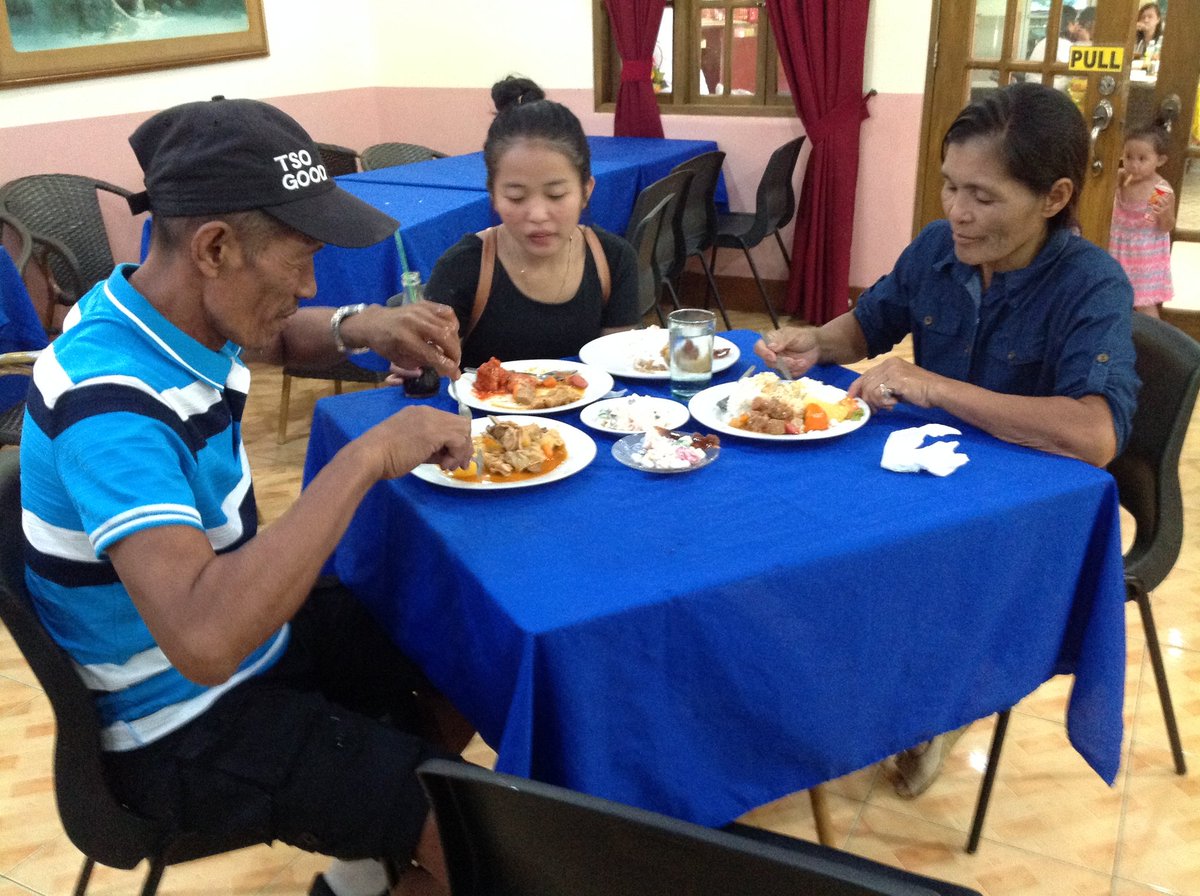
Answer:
[{"xmin": 891, "ymin": 724, "xmax": 970, "ymax": 799}]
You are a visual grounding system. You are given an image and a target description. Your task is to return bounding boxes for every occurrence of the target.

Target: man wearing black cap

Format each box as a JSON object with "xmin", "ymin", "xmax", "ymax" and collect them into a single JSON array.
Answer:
[{"xmin": 20, "ymin": 97, "xmax": 475, "ymax": 896}]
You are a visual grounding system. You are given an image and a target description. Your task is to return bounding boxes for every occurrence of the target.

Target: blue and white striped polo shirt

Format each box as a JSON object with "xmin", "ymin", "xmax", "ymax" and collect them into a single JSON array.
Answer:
[{"xmin": 20, "ymin": 264, "xmax": 288, "ymax": 751}]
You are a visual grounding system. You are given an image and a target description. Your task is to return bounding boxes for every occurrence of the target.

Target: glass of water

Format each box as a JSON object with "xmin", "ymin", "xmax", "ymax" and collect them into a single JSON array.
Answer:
[{"xmin": 668, "ymin": 308, "xmax": 716, "ymax": 400}]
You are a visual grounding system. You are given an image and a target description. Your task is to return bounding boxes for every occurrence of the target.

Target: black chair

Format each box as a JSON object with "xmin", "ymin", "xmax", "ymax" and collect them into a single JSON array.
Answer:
[
  {"xmin": 627, "ymin": 194, "xmax": 674, "ymax": 325},
  {"xmin": 668, "ymin": 151, "xmax": 731, "ymax": 329},
  {"xmin": 0, "ymin": 174, "xmax": 137, "ymax": 333},
  {"xmin": 965, "ymin": 314, "xmax": 1200, "ymax": 853},
  {"xmin": 624, "ymin": 169, "xmax": 693, "ymax": 321},
  {"xmin": 710, "ymin": 136, "xmax": 806, "ymax": 329},
  {"xmin": 360, "ymin": 142, "xmax": 448, "ymax": 171},
  {"xmin": 0, "ymin": 452, "xmax": 267, "ymax": 895},
  {"xmin": 315, "ymin": 142, "xmax": 361, "ymax": 176},
  {"xmin": 417, "ymin": 759, "xmax": 981, "ymax": 896}
]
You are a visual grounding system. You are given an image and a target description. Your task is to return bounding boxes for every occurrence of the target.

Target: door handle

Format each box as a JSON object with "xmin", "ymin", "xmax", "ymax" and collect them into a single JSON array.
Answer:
[
  {"xmin": 1158, "ymin": 94, "xmax": 1182, "ymax": 132},
  {"xmin": 1089, "ymin": 99, "xmax": 1113, "ymax": 175}
]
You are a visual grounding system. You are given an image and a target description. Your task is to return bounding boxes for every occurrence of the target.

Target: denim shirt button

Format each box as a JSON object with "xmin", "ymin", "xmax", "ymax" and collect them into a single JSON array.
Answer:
[
  {"xmin": 923, "ymin": 315, "xmax": 934, "ymax": 326},
  {"xmin": 1097, "ymin": 352, "xmax": 1110, "ymax": 363},
  {"xmin": 1007, "ymin": 350, "xmax": 1016, "ymax": 361}
]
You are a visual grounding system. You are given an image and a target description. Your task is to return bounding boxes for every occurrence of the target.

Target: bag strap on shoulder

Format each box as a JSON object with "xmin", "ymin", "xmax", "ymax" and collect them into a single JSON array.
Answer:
[{"xmin": 466, "ymin": 226, "xmax": 609, "ymax": 341}]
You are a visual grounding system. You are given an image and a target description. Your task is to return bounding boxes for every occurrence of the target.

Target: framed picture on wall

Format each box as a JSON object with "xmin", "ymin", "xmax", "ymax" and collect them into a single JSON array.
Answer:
[{"xmin": 0, "ymin": 0, "xmax": 268, "ymax": 89}]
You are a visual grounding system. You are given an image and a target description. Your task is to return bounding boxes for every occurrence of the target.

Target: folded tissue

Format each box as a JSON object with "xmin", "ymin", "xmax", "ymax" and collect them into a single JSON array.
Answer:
[{"xmin": 880, "ymin": 424, "xmax": 969, "ymax": 477}]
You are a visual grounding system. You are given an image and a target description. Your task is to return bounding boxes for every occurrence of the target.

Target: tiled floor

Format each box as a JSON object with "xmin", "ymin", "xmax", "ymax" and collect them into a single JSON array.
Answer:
[{"xmin": 1, "ymin": 308, "xmax": 1197, "ymax": 896}]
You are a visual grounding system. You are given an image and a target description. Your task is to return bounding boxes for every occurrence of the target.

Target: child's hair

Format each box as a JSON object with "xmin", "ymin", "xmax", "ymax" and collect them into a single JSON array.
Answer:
[
  {"xmin": 483, "ymin": 76, "xmax": 591, "ymax": 192},
  {"xmin": 1124, "ymin": 123, "xmax": 1169, "ymax": 156}
]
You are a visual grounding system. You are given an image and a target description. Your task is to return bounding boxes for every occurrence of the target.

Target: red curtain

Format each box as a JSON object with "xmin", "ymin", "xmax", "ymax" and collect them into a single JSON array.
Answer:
[
  {"xmin": 766, "ymin": 0, "xmax": 873, "ymax": 324},
  {"xmin": 602, "ymin": 0, "xmax": 666, "ymax": 138}
]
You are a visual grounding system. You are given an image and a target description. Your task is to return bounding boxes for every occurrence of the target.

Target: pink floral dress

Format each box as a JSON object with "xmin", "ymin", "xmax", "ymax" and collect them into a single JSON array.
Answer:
[{"xmin": 1109, "ymin": 181, "xmax": 1174, "ymax": 307}]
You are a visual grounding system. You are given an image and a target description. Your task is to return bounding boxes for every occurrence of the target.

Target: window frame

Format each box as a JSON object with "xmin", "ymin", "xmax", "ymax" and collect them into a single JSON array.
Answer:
[{"xmin": 592, "ymin": 0, "xmax": 795, "ymax": 118}]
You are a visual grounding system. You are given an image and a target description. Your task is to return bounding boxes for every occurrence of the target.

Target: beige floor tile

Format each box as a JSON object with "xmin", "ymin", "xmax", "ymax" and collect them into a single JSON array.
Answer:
[
  {"xmin": 1129, "ymin": 642, "xmax": 1200, "ymax": 756},
  {"xmin": 737, "ymin": 788, "xmax": 866, "ymax": 851},
  {"xmin": 1114, "ymin": 742, "xmax": 1200, "ymax": 894},
  {"xmin": 0, "ymin": 877, "xmax": 39, "ymax": 896},
  {"xmin": 845, "ymin": 803, "xmax": 1115, "ymax": 896}
]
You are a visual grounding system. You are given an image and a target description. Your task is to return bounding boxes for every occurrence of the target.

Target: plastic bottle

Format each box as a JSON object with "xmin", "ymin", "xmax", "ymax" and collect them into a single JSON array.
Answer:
[{"xmin": 399, "ymin": 271, "xmax": 442, "ymax": 398}]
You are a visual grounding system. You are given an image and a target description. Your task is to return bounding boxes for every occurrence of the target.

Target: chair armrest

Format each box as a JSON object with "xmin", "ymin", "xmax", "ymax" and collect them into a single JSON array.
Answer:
[{"xmin": 0, "ymin": 210, "xmax": 35, "ymax": 273}]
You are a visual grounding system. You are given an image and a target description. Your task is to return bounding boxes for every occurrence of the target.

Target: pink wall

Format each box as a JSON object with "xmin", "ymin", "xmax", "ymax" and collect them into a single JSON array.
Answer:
[{"xmin": 0, "ymin": 87, "xmax": 924, "ymax": 293}]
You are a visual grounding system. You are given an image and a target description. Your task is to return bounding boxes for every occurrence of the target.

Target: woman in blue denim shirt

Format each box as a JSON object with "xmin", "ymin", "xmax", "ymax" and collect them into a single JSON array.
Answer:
[
  {"xmin": 756, "ymin": 81, "xmax": 1139, "ymax": 798},
  {"xmin": 759, "ymin": 82, "xmax": 1137, "ymax": 469}
]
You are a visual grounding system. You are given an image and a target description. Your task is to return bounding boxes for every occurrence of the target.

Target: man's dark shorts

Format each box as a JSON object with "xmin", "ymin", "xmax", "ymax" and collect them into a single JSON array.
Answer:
[{"xmin": 103, "ymin": 583, "xmax": 459, "ymax": 863}]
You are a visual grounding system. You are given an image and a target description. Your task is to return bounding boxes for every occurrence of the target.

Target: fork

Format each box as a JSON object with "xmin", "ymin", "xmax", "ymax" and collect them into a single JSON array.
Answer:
[
  {"xmin": 716, "ymin": 364, "xmax": 756, "ymax": 414},
  {"xmin": 456, "ymin": 391, "xmax": 485, "ymax": 472}
]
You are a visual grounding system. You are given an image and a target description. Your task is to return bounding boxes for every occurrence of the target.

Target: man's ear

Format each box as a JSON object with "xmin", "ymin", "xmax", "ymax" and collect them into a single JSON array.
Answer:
[
  {"xmin": 1043, "ymin": 177, "xmax": 1074, "ymax": 220},
  {"xmin": 190, "ymin": 220, "xmax": 239, "ymax": 278}
]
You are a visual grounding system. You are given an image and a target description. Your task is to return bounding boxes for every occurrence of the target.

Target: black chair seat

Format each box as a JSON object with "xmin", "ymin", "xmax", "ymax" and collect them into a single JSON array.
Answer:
[{"xmin": 714, "ymin": 210, "xmax": 758, "ymax": 243}]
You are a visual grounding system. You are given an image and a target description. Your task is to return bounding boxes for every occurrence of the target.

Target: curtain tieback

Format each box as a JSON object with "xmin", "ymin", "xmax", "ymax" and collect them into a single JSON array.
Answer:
[
  {"xmin": 804, "ymin": 90, "xmax": 877, "ymax": 143},
  {"xmin": 621, "ymin": 59, "xmax": 653, "ymax": 83}
]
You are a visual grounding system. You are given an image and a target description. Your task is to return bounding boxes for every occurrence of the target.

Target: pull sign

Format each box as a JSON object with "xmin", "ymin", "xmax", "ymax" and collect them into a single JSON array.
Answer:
[{"xmin": 1069, "ymin": 46, "xmax": 1124, "ymax": 72}]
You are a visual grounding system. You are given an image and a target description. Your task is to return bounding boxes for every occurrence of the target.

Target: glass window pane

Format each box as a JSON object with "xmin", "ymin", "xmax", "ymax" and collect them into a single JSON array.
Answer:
[
  {"xmin": 654, "ymin": 6, "xmax": 673, "ymax": 94},
  {"xmin": 698, "ymin": 7, "xmax": 725, "ymax": 96},
  {"xmin": 729, "ymin": 7, "xmax": 758, "ymax": 96},
  {"xmin": 775, "ymin": 47, "xmax": 791, "ymax": 99},
  {"xmin": 969, "ymin": 69, "xmax": 1002, "ymax": 105},
  {"xmin": 973, "ymin": 0, "xmax": 1007, "ymax": 60}
]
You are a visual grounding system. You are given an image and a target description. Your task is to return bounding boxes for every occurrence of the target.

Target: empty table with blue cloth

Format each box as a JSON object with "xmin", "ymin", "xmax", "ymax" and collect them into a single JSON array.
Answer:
[
  {"xmin": 301, "ymin": 329, "xmax": 1126, "ymax": 827},
  {"xmin": 349, "ymin": 136, "xmax": 727, "ymax": 235},
  {"xmin": 307, "ymin": 180, "xmax": 494, "ymax": 307}
]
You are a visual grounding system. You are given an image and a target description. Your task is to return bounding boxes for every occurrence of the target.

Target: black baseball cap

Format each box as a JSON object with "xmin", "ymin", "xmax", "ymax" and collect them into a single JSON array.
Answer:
[{"xmin": 127, "ymin": 96, "xmax": 397, "ymax": 248}]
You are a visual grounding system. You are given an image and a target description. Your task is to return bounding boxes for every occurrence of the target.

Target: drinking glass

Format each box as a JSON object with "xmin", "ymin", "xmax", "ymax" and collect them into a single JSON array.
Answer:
[{"xmin": 668, "ymin": 309, "xmax": 716, "ymax": 400}]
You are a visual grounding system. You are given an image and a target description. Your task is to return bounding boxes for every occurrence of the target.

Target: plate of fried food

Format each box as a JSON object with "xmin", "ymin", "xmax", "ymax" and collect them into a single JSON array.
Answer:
[
  {"xmin": 453, "ymin": 357, "xmax": 614, "ymax": 414},
  {"xmin": 612, "ymin": 427, "xmax": 721, "ymax": 474},
  {"xmin": 578, "ymin": 328, "xmax": 739, "ymax": 380},
  {"xmin": 688, "ymin": 372, "xmax": 870, "ymax": 441},
  {"xmin": 411, "ymin": 416, "xmax": 596, "ymax": 490}
]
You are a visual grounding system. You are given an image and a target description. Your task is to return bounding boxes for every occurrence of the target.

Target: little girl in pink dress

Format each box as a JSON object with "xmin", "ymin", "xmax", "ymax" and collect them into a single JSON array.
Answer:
[{"xmin": 1109, "ymin": 125, "xmax": 1176, "ymax": 317}]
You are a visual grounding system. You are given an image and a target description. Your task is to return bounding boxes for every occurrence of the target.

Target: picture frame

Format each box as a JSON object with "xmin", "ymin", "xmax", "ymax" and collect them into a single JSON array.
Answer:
[{"xmin": 0, "ymin": 1, "xmax": 268, "ymax": 89}]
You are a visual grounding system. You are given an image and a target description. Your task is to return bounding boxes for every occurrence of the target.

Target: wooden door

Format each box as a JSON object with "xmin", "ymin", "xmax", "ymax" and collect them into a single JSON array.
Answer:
[
  {"xmin": 1141, "ymin": 3, "xmax": 1200, "ymax": 257},
  {"xmin": 915, "ymin": 0, "xmax": 1141, "ymax": 248}
]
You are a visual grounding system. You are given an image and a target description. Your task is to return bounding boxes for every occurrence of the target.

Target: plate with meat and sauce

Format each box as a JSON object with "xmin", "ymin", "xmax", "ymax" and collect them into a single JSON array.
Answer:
[
  {"xmin": 453, "ymin": 358, "xmax": 614, "ymax": 414},
  {"xmin": 411, "ymin": 416, "xmax": 597, "ymax": 490}
]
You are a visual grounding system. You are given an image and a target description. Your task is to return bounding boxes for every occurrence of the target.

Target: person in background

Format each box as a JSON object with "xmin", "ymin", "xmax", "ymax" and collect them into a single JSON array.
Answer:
[
  {"xmin": 422, "ymin": 76, "xmax": 639, "ymax": 369},
  {"xmin": 756, "ymin": 82, "xmax": 1139, "ymax": 798},
  {"xmin": 1134, "ymin": 2, "xmax": 1163, "ymax": 58},
  {"xmin": 20, "ymin": 96, "xmax": 475, "ymax": 896},
  {"xmin": 1110, "ymin": 123, "xmax": 1176, "ymax": 318}
]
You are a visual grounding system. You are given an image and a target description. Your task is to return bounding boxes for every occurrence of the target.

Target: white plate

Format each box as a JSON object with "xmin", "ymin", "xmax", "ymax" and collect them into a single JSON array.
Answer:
[
  {"xmin": 578, "ymin": 330, "xmax": 740, "ymax": 380},
  {"xmin": 579, "ymin": 394, "xmax": 690, "ymax": 435},
  {"xmin": 611, "ymin": 431, "xmax": 720, "ymax": 474},
  {"xmin": 454, "ymin": 360, "xmax": 614, "ymax": 414},
  {"xmin": 688, "ymin": 381, "xmax": 871, "ymax": 442},
  {"xmin": 411, "ymin": 416, "xmax": 596, "ymax": 490}
]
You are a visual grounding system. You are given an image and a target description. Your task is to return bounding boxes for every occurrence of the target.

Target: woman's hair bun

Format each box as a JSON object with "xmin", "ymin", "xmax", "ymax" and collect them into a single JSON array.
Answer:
[{"xmin": 492, "ymin": 75, "xmax": 546, "ymax": 114}]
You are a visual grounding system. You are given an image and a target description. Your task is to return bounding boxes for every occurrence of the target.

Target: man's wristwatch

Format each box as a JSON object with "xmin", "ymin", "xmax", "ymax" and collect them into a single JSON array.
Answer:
[{"xmin": 330, "ymin": 303, "xmax": 369, "ymax": 355}]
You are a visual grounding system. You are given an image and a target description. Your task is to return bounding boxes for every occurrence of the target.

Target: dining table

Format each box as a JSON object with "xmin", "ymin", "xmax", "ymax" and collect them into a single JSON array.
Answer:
[
  {"xmin": 301, "ymin": 328, "xmax": 1127, "ymax": 828},
  {"xmin": 348, "ymin": 135, "xmax": 728, "ymax": 236}
]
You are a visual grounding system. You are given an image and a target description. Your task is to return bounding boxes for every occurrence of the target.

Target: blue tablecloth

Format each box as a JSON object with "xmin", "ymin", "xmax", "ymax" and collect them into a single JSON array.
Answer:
[
  {"xmin": 303, "ymin": 330, "xmax": 1127, "ymax": 827},
  {"xmin": 0, "ymin": 246, "xmax": 47, "ymax": 412},
  {"xmin": 349, "ymin": 136, "xmax": 727, "ymax": 236}
]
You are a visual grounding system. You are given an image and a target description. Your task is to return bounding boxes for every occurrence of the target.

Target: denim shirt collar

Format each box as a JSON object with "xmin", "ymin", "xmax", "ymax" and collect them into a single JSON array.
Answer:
[{"xmin": 931, "ymin": 226, "xmax": 1072, "ymax": 307}]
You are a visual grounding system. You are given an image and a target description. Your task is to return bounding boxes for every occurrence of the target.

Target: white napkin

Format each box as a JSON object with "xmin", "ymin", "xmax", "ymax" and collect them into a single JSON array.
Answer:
[{"xmin": 880, "ymin": 424, "xmax": 969, "ymax": 477}]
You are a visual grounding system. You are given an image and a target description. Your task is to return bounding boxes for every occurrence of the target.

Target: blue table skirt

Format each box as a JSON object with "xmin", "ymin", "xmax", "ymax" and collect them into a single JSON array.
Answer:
[
  {"xmin": 0, "ymin": 246, "xmax": 47, "ymax": 412},
  {"xmin": 301, "ymin": 329, "xmax": 1126, "ymax": 826}
]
